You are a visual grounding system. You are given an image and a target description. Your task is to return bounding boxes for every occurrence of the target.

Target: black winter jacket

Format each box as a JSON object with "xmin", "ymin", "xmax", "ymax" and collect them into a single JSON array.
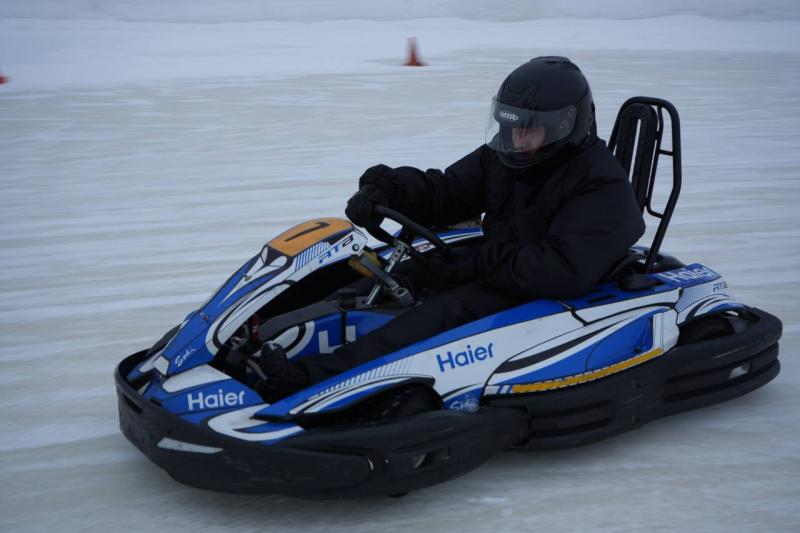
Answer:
[{"xmin": 361, "ymin": 137, "xmax": 646, "ymax": 299}]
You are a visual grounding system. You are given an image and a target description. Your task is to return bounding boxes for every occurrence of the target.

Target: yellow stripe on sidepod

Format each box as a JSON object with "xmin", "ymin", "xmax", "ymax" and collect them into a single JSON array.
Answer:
[{"xmin": 510, "ymin": 347, "xmax": 665, "ymax": 393}]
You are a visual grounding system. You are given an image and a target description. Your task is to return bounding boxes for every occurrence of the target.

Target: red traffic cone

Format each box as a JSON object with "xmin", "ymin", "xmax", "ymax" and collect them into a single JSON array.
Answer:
[
  {"xmin": 0, "ymin": 71, "xmax": 8, "ymax": 85},
  {"xmin": 403, "ymin": 37, "xmax": 425, "ymax": 67}
]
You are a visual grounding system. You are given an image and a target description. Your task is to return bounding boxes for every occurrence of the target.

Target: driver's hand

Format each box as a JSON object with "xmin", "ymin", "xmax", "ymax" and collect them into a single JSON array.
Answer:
[
  {"xmin": 345, "ymin": 184, "xmax": 389, "ymax": 228},
  {"xmin": 427, "ymin": 251, "xmax": 477, "ymax": 286}
]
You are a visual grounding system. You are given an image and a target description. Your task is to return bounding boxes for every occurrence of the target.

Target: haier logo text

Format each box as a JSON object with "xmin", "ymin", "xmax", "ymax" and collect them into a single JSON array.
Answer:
[
  {"xmin": 436, "ymin": 342, "xmax": 494, "ymax": 373},
  {"xmin": 656, "ymin": 266, "xmax": 718, "ymax": 285},
  {"xmin": 187, "ymin": 389, "xmax": 245, "ymax": 411}
]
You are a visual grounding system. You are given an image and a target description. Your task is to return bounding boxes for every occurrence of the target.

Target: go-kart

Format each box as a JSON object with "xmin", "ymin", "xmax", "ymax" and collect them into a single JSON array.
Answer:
[{"xmin": 115, "ymin": 97, "xmax": 782, "ymax": 498}]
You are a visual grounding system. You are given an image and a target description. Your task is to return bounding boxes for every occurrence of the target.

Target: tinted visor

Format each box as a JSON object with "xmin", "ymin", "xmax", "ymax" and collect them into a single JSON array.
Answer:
[{"xmin": 485, "ymin": 97, "xmax": 577, "ymax": 154}]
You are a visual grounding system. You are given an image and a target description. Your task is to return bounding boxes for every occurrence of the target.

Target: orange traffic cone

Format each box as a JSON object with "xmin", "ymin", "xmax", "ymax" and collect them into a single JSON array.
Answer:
[{"xmin": 403, "ymin": 37, "xmax": 425, "ymax": 67}]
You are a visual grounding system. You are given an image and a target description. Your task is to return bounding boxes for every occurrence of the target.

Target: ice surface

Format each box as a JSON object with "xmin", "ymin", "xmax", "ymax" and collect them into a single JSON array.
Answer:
[
  {"xmin": 1, "ymin": 2, "xmax": 799, "ymax": 532},
  {"xmin": 3, "ymin": 8, "xmax": 800, "ymax": 91}
]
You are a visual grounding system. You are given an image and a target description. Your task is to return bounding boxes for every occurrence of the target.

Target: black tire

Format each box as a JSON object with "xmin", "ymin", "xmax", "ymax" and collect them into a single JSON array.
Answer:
[
  {"xmin": 296, "ymin": 385, "xmax": 441, "ymax": 430},
  {"xmin": 355, "ymin": 385, "xmax": 441, "ymax": 422},
  {"xmin": 678, "ymin": 312, "xmax": 748, "ymax": 345}
]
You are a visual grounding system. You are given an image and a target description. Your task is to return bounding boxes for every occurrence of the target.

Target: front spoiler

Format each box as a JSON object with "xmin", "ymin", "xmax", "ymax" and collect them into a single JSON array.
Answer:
[{"xmin": 115, "ymin": 352, "xmax": 525, "ymax": 498}]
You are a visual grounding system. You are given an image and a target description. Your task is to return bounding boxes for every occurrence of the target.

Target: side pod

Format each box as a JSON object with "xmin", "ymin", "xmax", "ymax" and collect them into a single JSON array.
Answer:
[{"xmin": 488, "ymin": 308, "xmax": 781, "ymax": 449}]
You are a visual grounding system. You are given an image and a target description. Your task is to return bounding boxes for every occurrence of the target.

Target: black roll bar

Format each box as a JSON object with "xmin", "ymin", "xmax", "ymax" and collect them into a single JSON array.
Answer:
[{"xmin": 607, "ymin": 97, "xmax": 682, "ymax": 274}]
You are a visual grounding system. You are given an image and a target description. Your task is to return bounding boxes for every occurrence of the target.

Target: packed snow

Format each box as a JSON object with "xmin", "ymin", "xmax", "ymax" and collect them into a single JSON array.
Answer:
[{"xmin": 1, "ymin": 1, "xmax": 799, "ymax": 531}]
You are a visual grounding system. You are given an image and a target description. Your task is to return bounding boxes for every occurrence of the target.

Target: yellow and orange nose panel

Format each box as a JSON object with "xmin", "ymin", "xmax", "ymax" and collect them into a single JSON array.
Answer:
[{"xmin": 268, "ymin": 218, "xmax": 353, "ymax": 257}]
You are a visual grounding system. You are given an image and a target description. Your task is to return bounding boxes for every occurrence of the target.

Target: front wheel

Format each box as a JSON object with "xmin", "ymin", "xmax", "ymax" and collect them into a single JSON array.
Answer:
[{"xmin": 355, "ymin": 385, "xmax": 441, "ymax": 422}]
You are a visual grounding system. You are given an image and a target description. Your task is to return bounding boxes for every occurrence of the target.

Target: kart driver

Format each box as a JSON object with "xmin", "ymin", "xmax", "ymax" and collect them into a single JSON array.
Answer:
[{"xmin": 256, "ymin": 56, "xmax": 646, "ymax": 401}]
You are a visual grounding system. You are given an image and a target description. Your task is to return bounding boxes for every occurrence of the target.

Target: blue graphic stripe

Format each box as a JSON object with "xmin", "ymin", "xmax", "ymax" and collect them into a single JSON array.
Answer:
[
  {"xmin": 311, "ymin": 381, "xmax": 404, "ymax": 412},
  {"xmin": 240, "ymin": 421, "xmax": 300, "ymax": 434},
  {"xmin": 294, "ymin": 242, "xmax": 331, "ymax": 271},
  {"xmin": 563, "ymin": 278, "xmax": 675, "ymax": 309},
  {"xmin": 499, "ymin": 311, "xmax": 660, "ymax": 385},
  {"xmin": 257, "ymin": 299, "xmax": 568, "ymax": 418}
]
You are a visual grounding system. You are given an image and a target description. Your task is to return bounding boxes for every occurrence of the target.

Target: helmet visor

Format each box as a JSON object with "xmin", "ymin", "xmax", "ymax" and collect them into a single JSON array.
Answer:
[{"xmin": 485, "ymin": 97, "xmax": 577, "ymax": 155}]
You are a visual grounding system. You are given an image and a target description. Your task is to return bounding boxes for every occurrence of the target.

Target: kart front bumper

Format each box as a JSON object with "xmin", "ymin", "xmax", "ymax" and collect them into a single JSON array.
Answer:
[{"xmin": 115, "ymin": 352, "xmax": 525, "ymax": 498}]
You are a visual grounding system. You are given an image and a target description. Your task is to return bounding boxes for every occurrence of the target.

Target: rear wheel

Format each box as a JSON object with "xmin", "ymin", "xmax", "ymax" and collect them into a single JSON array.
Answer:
[{"xmin": 678, "ymin": 311, "xmax": 749, "ymax": 345}]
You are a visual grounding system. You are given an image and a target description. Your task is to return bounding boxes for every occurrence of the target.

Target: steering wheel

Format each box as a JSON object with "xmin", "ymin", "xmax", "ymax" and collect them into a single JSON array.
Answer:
[
  {"xmin": 368, "ymin": 205, "xmax": 456, "ymax": 263},
  {"xmin": 352, "ymin": 206, "xmax": 456, "ymax": 307}
]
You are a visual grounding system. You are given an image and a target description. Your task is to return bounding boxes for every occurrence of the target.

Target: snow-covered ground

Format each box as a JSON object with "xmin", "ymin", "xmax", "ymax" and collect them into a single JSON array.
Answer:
[{"xmin": 1, "ymin": 1, "xmax": 799, "ymax": 531}]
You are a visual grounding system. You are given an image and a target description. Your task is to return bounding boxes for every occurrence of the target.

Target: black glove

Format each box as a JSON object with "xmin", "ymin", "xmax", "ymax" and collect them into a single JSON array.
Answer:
[
  {"xmin": 426, "ymin": 250, "xmax": 477, "ymax": 288},
  {"xmin": 345, "ymin": 184, "xmax": 389, "ymax": 228}
]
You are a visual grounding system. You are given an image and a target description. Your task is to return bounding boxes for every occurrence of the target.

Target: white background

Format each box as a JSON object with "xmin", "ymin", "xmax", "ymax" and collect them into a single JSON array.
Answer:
[{"xmin": 1, "ymin": 1, "xmax": 799, "ymax": 531}]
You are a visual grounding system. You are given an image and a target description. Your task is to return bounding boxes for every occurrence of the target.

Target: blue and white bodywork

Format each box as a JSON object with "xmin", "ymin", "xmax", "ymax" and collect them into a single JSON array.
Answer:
[{"xmin": 122, "ymin": 218, "xmax": 748, "ymax": 448}]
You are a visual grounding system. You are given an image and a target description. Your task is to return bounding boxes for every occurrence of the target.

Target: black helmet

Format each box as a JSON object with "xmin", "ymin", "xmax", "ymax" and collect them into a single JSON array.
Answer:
[{"xmin": 486, "ymin": 56, "xmax": 594, "ymax": 169}]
